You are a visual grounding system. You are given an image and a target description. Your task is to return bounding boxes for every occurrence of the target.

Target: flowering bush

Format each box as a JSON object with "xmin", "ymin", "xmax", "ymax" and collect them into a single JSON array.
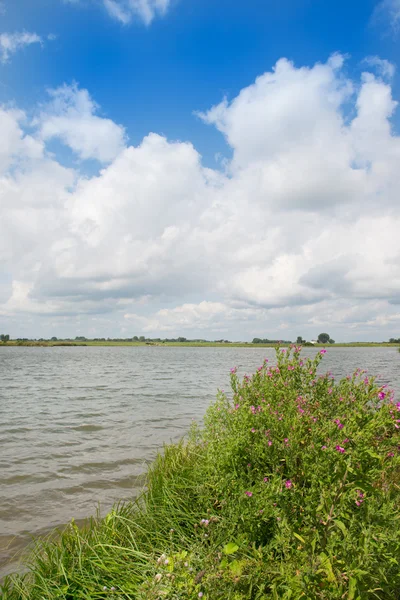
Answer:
[
  {"xmin": 139, "ymin": 346, "xmax": 400, "ymax": 599},
  {"xmin": 188, "ymin": 346, "xmax": 400, "ymax": 598}
]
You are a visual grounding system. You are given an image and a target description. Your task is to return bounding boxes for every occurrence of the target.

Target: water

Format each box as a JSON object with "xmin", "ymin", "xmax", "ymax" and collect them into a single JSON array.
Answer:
[{"xmin": 0, "ymin": 346, "xmax": 399, "ymax": 577}]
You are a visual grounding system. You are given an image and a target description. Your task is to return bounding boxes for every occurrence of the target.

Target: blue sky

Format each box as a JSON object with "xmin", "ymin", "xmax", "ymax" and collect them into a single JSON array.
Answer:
[
  {"xmin": 1, "ymin": 0, "xmax": 400, "ymax": 341},
  {"xmin": 1, "ymin": 0, "xmax": 397, "ymax": 163}
]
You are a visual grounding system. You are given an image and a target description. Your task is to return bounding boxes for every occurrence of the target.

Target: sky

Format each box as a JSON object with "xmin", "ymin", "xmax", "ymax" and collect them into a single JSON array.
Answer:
[{"xmin": 1, "ymin": 0, "xmax": 400, "ymax": 342}]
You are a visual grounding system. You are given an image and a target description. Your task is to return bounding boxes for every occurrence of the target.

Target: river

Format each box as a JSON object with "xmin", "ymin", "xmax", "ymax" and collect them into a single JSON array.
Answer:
[{"xmin": 0, "ymin": 346, "xmax": 399, "ymax": 577}]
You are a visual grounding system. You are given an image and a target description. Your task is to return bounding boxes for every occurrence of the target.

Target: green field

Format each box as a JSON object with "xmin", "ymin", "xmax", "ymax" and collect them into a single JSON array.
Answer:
[{"xmin": 1, "ymin": 340, "xmax": 398, "ymax": 348}]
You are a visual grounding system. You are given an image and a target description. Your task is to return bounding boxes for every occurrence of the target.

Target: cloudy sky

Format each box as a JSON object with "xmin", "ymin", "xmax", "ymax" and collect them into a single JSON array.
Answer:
[{"xmin": 0, "ymin": 0, "xmax": 400, "ymax": 341}]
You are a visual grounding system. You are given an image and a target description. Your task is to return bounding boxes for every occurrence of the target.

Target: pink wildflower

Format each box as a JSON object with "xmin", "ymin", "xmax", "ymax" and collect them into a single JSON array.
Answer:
[
  {"xmin": 251, "ymin": 428, "xmax": 256, "ymax": 433},
  {"xmin": 245, "ymin": 491, "xmax": 253, "ymax": 497},
  {"xmin": 264, "ymin": 477, "xmax": 269, "ymax": 482},
  {"xmin": 320, "ymin": 349, "xmax": 327, "ymax": 355},
  {"xmin": 285, "ymin": 479, "xmax": 292, "ymax": 489},
  {"xmin": 335, "ymin": 445, "xmax": 345, "ymax": 454},
  {"xmin": 378, "ymin": 391, "xmax": 386, "ymax": 400},
  {"xmin": 321, "ymin": 445, "xmax": 327, "ymax": 450},
  {"xmin": 268, "ymin": 440, "xmax": 273, "ymax": 446}
]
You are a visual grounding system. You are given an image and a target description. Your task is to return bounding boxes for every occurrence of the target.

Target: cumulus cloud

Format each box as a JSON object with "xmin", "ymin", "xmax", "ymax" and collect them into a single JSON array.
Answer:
[
  {"xmin": 2, "ymin": 55, "xmax": 400, "ymax": 340},
  {"xmin": 0, "ymin": 31, "xmax": 43, "ymax": 64},
  {"xmin": 37, "ymin": 83, "xmax": 127, "ymax": 163}
]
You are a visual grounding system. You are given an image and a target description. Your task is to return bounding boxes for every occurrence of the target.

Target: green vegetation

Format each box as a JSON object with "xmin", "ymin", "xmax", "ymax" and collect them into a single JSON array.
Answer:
[
  {"xmin": 1, "ymin": 336, "xmax": 400, "ymax": 348},
  {"xmin": 2, "ymin": 347, "xmax": 400, "ymax": 599}
]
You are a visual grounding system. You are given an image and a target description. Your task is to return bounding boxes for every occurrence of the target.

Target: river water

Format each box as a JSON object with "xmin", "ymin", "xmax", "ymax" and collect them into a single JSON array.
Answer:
[{"xmin": 0, "ymin": 346, "xmax": 399, "ymax": 577}]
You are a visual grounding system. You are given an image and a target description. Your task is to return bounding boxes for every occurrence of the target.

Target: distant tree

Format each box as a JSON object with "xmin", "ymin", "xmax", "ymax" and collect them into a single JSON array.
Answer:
[
  {"xmin": 296, "ymin": 336, "xmax": 304, "ymax": 344},
  {"xmin": 51, "ymin": 337, "xmax": 58, "ymax": 341},
  {"xmin": 139, "ymin": 336, "xmax": 145, "ymax": 342},
  {"xmin": 329, "ymin": 338, "xmax": 335, "ymax": 344},
  {"xmin": 317, "ymin": 333, "xmax": 330, "ymax": 344},
  {"xmin": 252, "ymin": 338, "xmax": 263, "ymax": 344},
  {"xmin": 0, "ymin": 334, "xmax": 10, "ymax": 343},
  {"xmin": 177, "ymin": 337, "xmax": 187, "ymax": 342},
  {"xmin": 132, "ymin": 336, "xmax": 139, "ymax": 341}
]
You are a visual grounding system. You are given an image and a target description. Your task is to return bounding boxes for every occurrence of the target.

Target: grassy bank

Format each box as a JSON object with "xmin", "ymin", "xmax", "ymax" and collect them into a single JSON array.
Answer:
[{"xmin": 1, "ymin": 347, "xmax": 400, "ymax": 599}]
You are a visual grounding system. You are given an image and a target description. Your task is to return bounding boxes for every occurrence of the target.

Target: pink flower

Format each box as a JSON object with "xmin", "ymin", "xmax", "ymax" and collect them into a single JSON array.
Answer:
[
  {"xmin": 378, "ymin": 391, "xmax": 386, "ymax": 400},
  {"xmin": 285, "ymin": 479, "xmax": 292, "ymax": 489},
  {"xmin": 264, "ymin": 477, "xmax": 269, "ymax": 482},
  {"xmin": 335, "ymin": 445, "xmax": 345, "ymax": 454},
  {"xmin": 245, "ymin": 491, "xmax": 253, "ymax": 497},
  {"xmin": 268, "ymin": 440, "xmax": 273, "ymax": 446},
  {"xmin": 251, "ymin": 428, "xmax": 256, "ymax": 433},
  {"xmin": 320, "ymin": 349, "xmax": 327, "ymax": 355},
  {"xmin": 387, "ymin": 451, "xmax": 395, "ymax": 457},
  {"xmin": 321, "ymin": 445, "xmax": 327, "ymax": 450}
]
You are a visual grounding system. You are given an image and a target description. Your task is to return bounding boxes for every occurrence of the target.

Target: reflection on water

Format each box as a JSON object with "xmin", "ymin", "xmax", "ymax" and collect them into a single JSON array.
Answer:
[{"xmin": 0, "ymin": 345, "xmax": 399, "ymax": 576}]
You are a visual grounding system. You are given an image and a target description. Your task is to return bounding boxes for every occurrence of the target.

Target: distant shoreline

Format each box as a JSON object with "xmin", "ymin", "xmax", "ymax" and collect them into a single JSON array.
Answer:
[{"xmin": 0, "ymin": 341, "xmax": 398, "ymax": 348}]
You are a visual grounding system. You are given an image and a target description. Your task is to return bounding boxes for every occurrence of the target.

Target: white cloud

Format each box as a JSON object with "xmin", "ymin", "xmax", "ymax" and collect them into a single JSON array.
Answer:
[
  {"xmin": 37, "ymin": 83, "xmax": 127, "ymax": 163},
  {"xmin": 374, "ymin": 0, "xmax": 400, "ymax": 31},
  {"xmin": 0, "ymin": 31, "xmax": 42, "ymax": 64},
  {"xmin": 103, "ymin": 0, "xmax": 132, "ymax": 24},
  {"xmin": 2, "ymin": 56, "xmax": 400, "ymax": 340},
  {"xmin": 65, "ymin": 0, "xmax": 172, "ymax": 25},
  {"xmin": 105, "ymin": 0, "xmax": 171, "ymax": 24},
  {"xmin": 364, "ymin": 56, "xmax": 395, "ymax": 79}
]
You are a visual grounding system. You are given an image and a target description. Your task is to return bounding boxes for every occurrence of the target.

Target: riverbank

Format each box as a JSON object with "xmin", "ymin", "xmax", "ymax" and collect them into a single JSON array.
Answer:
[
  {"xmin": 0, "ymin": 340, "xmax": 397, "ymax": 348},
  {"xmin": 2, "ymin": 346, "xmax": 399, "ymax": 599}
]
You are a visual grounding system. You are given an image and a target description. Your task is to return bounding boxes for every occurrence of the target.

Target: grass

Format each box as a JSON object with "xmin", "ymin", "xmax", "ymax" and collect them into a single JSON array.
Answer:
[{"xmin": 1, "ymin": 347, "xmax": 400, "ymax": 599}]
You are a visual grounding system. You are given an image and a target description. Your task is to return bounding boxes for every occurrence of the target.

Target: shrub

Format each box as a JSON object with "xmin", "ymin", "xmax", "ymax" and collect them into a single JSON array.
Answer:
[{"xmin": 2, "ymin": 347, "xmax": 399, "ymax": 599}]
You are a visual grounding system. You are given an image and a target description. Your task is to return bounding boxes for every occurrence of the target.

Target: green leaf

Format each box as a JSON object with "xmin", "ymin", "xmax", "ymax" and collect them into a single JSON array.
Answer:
[
  {"xmin": 229, "ymin": 560, "xmax": 243, "ymax": 576},
  {"xmin": 223, "ymin": 542, "xmax": 239, "ymax": 555},
  {"xmin": 348, "ymin": 577, "xmax": 357, "ymax": 600},
  {"xmin": 293, "ymin": 532, "xmax": 306, "ymax": 544},
  {"xmin": 319, "ymin": 552, "xmax": 336, "ymax": 583},
  {"xmin": 334, "ymin": 520, "xmax": 347, "ymax": 537}
]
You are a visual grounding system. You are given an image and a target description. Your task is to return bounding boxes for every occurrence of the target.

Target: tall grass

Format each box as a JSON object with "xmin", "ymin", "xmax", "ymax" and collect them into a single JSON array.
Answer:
[{"xmin": 2, "ymin": 347, "xmax": 400, "ymax": 599}]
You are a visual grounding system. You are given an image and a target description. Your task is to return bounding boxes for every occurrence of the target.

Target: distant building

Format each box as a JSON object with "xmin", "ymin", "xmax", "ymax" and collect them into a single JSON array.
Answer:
[{"xmin": 310, "ymin": 340, "xmax": 318, "ymax": 345}]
